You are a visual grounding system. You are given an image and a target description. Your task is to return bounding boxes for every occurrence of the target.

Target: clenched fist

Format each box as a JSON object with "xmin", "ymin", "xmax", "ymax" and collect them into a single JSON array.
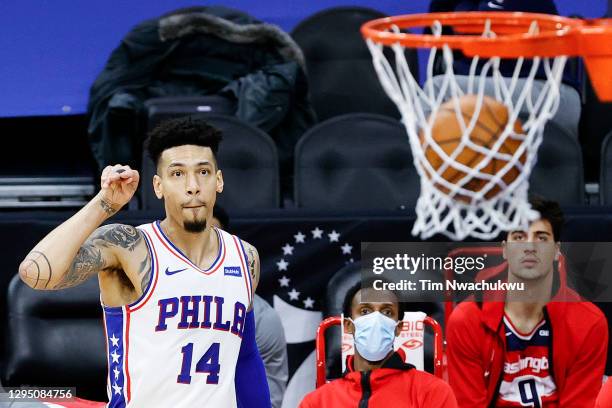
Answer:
[{"xmin": 98, "ymin": 164, "xmax": 140, "ymax": 214}]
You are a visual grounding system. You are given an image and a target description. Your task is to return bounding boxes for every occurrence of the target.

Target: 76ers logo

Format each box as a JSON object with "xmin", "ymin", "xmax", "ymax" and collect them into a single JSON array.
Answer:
[{"xmin": 402, "ymin": 339, "xmax": 423, "ymax": 350}]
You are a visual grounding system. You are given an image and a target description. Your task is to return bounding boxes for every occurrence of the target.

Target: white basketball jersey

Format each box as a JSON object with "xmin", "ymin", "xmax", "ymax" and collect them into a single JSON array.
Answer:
[{"xmin": 102, "ymin": 221, "xmax": 252, "ymax": 408}]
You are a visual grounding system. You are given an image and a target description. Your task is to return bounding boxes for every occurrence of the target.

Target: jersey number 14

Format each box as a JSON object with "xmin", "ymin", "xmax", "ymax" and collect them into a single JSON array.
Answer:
[{"xmin": 177, "ymin": 342, "xmax": 220, "ymax": 384}]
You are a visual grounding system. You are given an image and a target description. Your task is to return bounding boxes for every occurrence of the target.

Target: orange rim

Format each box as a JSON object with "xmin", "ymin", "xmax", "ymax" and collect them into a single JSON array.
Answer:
[
  {"xmin": 361, "ymin": 12, "xmax": 584, "ymax": 55},
  {"xmin": 362, "ymin": 11, "xmax": 612, "ymax": 101}
]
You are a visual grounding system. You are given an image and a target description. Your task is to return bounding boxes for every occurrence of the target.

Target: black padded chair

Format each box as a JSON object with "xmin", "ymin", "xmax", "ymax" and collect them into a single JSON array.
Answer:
[
  {"xmin": 141, "ymin": 113, "xmax": 280, "ymax": 212},
  {"xmin": 294, "ymin": 113, "xmax": 420, "ymax": 210},
  {"xmin": 578, "ymin": 71, "xmax": 612, "ymax": 181},
  {"xmin": 291, "ymin": 7, "xmax": 417, "ymax": 120},
  {"xmin": 529, "ymin": 120, "xmax": 585, "ymax": 205},
  {"xmin": 323, "ymin": 262, "xmax": 444, "ymax": 378},
  {"xmin": 144, "ymin": 95, "xmax": 236, "ymax": 122},
  {"xmin": 578, "ymin": 5, "xmax": 612, "ymax": 182},
  {"xmin": 599, "ymin": 130, "xmax": 612, "ymax": 204},
  {"xmin": 2, "ymin": 275, "xmax": 107, "ymax": 401}
]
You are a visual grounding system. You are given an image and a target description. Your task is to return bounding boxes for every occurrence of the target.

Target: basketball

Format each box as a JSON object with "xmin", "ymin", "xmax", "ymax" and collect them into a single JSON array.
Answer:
[{"xmin": 420, "ymin": 94, "xmax": 526, "ymax": 201}]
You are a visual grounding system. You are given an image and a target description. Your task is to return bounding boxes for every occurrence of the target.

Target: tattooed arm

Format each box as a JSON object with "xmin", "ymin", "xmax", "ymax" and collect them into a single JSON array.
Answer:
[
  {"xmin": 19, "ymin": 165, "xmax": 144, "ymax": 291},
  {"xmin": 241, "ymin": 240, "xmax": 260, "ymax": 306}
]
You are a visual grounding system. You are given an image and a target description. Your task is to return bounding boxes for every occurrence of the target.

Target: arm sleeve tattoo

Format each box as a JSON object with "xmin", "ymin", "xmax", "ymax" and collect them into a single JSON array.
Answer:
[
  {"xmin": 53, "ymin": 243, "xmax": 106, "ymax": 289},
  {"xmin": 244, "ymin": 242, "xmax": 260, "ymax": 291},
  {"xmin": 138, "ymin": 248, "xmax": 152, "ymax": 293},
  {"xmin": 22, "ymin": 224, "xmax": 145, "ymax": 290}
]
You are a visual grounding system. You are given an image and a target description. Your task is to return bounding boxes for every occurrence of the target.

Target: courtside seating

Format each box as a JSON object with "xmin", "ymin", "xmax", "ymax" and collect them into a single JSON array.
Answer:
[
  {"xmin": 294, "ymin": 114, "xmax": 419, "ymax": 210},
  {"xmin": 291, "ymin": 7, "xmax": 417, "ymax": 121},
  {"xmin": 321, "ymin": 262, "xmax": 444, "ymax": 380},
  {"xmin": 2, "ymin": 274, "xmax": 106, "ymax": 401},
  {"xmin": 600, "ymin": 130, "xmax": 612, "ymax": 204},
  {"xmin": 529, "ymin": 120, "xmax": 585, "ymax": 205},
  {"xmin": 141, "ymin": 113, "xmax": 280, "ymax": 212},
  {"xmin": 578, "ymin": 5, "xmax": 612, "ymax": 181}
]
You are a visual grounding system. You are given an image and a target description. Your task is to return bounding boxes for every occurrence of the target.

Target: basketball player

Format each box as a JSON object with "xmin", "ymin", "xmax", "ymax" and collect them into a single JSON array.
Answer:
[
  {"xmin": 446, "ymin": 197, "xmax": 608, "ymax": 407},
  {"xmin": 18, "ymin": 117, "xmax": 271, "ymax": 407}
]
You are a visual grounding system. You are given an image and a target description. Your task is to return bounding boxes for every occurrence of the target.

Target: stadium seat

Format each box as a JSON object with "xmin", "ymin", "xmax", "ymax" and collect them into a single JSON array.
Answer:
[
  {"xmin": 600, "ymin": 130, "xmax": 612, "ymax": 204},
  {"xmin": 87, "ymin": 6, "xmax": 315, "ymax": 177},
  {"xmin": 0, "ymin": 115, "xmax": 97, "ymax": 209},
  {"xmin": 144, "ymin": 96, "xmax": 236, "ymax": 122},
  {"xmin": 2, "ymin": 274, "xmax": 106, "ymax": 401},
  {"xmin": 578, "ymin": 5, "xmax": 612, "ymax": 182},
  {"xmin": 294, "ymin": 113, "xmax": 420, "ymax": 210},
  {"xmin": 291, "ymin": 7, "xmax": 417, "ymax": 120},
  {"xmin": 322, "ymin": 262, "xmax": 444, "ymax": 379},
  {"xmin": 529, "ymin": 120, "xmax": 585, "ymax": 205},
  {"xmin": 141, "ymin": 113, "xmax": 280, "ymax": 212},
  {"xmin": 580, "ymin": 69, "xmax": 612, "ymax": 182}
]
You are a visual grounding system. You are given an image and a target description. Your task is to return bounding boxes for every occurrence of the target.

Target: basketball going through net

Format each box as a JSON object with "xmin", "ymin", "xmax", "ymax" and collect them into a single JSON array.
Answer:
[{"xmin": 362, "ymin": 12, "xmax": 612, "ymax": 240}]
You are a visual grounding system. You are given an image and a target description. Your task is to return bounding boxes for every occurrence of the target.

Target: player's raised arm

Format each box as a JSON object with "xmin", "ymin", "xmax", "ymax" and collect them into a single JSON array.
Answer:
[{"xmin": 18, "ymin": 165, "xmax": 140, "ymax": 290}]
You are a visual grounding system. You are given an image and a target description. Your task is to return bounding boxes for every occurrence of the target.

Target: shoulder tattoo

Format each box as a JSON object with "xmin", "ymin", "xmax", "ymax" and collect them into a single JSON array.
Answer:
[
  {"xmin": 244, "ymin": 242, "xmax": 260, "ymax": 287},
  {"xmin": 54, "ymin": 224, "xmax": 143, "ymax": 290}
]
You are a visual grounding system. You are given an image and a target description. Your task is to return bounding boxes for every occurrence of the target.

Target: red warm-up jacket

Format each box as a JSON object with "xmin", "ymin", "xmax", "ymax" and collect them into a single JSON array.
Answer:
[
  {"xmin": 446, "ymin": 262, "xmax": 608, "ymax": 408},
  {"xmin": 299, "ymin": 351, "xmax": 457, "ymax": 408},
  {"xmin": 595, "ymin": 379, "xmax": 612, "ymax": 408}
]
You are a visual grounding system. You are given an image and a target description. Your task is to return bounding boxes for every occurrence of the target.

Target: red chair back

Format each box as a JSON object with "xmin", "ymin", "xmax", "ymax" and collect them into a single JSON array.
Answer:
[{"xmin": 315, "ymin": 315, "xmax": 444, "ymax": 388}]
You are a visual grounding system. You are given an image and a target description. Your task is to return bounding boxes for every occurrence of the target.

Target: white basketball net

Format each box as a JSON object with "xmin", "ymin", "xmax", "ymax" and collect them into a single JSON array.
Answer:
[{"xmin": 366, "ymin": 20, "xmax": 568, "ymax": 240}]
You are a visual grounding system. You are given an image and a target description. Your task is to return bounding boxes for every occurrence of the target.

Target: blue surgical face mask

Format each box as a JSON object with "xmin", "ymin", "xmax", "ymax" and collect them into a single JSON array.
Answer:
[{"xmin": 349, "ymin": 311, "xmax": 398, "ymax": 362}]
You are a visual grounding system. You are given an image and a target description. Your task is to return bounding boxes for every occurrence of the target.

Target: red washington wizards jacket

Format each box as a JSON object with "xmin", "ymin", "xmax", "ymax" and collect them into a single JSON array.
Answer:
[
  {"xmin": 299, "ymin": 351, "xmax": 457, "ymax": 407},
  {"xmin": 446, "ymin": 262, "xmax": 608, "ymax": 408}
]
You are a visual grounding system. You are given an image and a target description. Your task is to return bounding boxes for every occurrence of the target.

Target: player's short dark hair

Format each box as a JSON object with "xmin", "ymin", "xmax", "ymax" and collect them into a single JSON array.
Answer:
[
  {"xmin": 145, "ymin": 116, "xmax": 223, "ymax": 167},
  {"xmin": 213, "ymin": 205, "xmax": 230, "ymax": 230},
  {"xmin": 528, "ymin": 196, "xmax": 564, "ymax": 241},
  {"xmin": 342, "ymin": 277, "xmax": 403, "ymax": 319}
]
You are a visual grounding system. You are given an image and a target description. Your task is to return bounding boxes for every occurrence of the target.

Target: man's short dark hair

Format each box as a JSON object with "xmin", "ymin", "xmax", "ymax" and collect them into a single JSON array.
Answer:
[
  {"xmin": 145, "ymin": 116, "xmax": 223, "ymax": 167},
  {"xmin": 342, "ymin": 278, "xmax": 403, "ymax": 319},
  {"xmin": 528, "ymin": 196, "xmax": 564, "ymax": 241}
]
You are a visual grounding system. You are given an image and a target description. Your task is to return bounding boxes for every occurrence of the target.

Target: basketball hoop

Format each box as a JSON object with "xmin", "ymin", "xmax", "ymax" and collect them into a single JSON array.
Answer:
[{"xmin": 362, "ymin": 12, "xmax": 612, "ymax": 240}]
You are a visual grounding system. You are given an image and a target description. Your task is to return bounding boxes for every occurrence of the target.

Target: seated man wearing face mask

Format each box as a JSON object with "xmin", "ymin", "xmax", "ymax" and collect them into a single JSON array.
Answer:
[{"xmin": 299, "ymin": 280, "xmax": 457, "ymax": 408}]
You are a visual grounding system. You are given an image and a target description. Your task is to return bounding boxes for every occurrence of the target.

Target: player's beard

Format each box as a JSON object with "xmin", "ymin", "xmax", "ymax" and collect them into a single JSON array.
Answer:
[{"xmin": 184, "ymin": 219, "xmax": 207, "ymax": 233}]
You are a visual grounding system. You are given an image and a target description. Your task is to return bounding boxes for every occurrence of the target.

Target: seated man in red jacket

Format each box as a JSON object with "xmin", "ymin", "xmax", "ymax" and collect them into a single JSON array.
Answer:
[
  {"xmin": 300, "ymin": 281, "xmax": 457, "ymax": 407},
  {"xmin": 446, "ymin": 197, "xmax": 608, "ymax": 407}
]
